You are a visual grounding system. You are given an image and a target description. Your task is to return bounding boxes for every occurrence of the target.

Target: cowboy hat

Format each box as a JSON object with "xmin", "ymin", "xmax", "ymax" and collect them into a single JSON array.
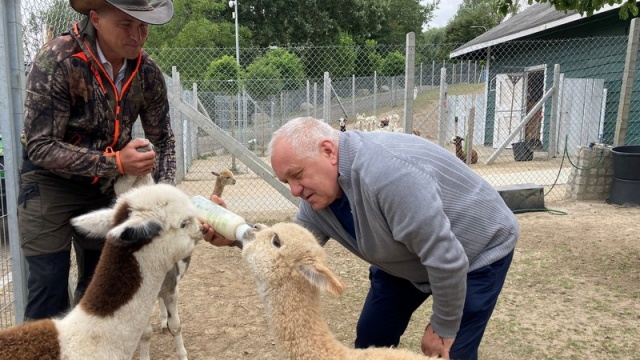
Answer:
[{"xmin": 69, "ymin": 0, "xmax": 174, "ymax": 25}]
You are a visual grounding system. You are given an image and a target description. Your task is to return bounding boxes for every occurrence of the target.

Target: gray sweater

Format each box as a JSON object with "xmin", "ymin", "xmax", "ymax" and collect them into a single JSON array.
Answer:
[{"xmin": 294, "ymin": 130, "xmax": 519, "ymax": 338}]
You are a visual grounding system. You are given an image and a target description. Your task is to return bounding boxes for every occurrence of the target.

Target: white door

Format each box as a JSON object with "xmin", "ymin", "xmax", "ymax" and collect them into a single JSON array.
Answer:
[
  {"xmin": 446, "ymin": 94, "xmax": 486, "ymax": 145},
  {"xmin": 556, "ymin": 78, "xmax": 605, "ymax": 156},
  {"xmin": 494, "ymin": 73, "xmax": 525, "ymax": 148}
]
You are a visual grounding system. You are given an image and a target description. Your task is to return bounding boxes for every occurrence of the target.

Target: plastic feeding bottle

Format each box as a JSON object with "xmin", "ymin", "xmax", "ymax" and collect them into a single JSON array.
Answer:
[{"xmin": 191, "ymin": 195, "xmax": 252, "ymax": 241}]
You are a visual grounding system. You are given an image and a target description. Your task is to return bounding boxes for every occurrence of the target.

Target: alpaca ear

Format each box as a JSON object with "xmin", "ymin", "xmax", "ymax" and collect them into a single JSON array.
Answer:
[
  {"xmin": 108, "ymin": 219, "xmax": 163, "ymax": 246},
  {"xmin": 71, "ymin": 208, "xmax": 115, "ymax": 240},
  {"xmin": 298, "ymin": 263, "xmax": 345, "ymax": 296}
]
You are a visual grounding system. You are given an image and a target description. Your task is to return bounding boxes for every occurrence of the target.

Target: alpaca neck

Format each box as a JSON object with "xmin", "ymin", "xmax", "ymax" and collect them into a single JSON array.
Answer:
[
  {"xmin": 262, "ymin": 279, "xmax": 348, "ymax": 359},
  {"xmin": 212, "ymin": 180, "xmax": 224, "ymax": 197},
  {"xmin": 58, "ymin": 244, "xmax": 168, "ymax": 358}
]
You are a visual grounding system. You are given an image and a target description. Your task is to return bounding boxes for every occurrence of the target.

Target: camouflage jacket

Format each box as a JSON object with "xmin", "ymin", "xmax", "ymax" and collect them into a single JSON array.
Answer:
[{"xmin": 21, "ymin": 17, "xmax": 176, "ymax": 187}]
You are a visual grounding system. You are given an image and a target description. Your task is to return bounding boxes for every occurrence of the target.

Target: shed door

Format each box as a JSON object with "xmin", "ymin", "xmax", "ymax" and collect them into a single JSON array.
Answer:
[
  {"xmin": 557, "ymin": 78, "xmax": 605, "ymax": 155},
  {"xmin": 494, "ymin": 73, "xmax": 525, "ymax": 148}
]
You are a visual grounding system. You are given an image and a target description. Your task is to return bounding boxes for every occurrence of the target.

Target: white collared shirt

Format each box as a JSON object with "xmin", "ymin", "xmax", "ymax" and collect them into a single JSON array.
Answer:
[{"xmin": 96, "ymin": 42, "xmax": 127, "ymax": 94}]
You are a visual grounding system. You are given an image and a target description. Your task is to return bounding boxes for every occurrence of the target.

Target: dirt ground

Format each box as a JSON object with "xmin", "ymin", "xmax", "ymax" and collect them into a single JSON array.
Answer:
[{"xmin": 142, "ymin": 199, "xmax": 640, "ymax": 360}]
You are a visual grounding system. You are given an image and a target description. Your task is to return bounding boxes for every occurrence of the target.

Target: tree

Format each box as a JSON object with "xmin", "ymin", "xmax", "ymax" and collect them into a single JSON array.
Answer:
[
  {"xmin": 355, "ymin": 40, "xmax": 383, "ymax": 76},
  {"xmin": 236, "ymin": 0, "xmax": 437, "ymax": 46},
  {"xmin": 444, "ymin": 0, "xmax": 504, "ymax": 45},
  {"xmin": 417, "ymin": 27, "xmax": 449, "ymax": 61},
  {"xmin": 369, "ymin": 0, "xmax": 439, "ymax": 44},
  {"xmin": 378, "ymin": 51, "xmax": 405, "ymax": 76},
  {"xmin": 146, "ymin": 0, "xmax": 252, "ymax": 49},
  {"xmin": 238, "ymin": 0, "xmax": 363, "ymax": 46},
  {"xmin": 144, "ymin": 0, "xmax": 252, "ymax": 82},
  {"xmin": 497, "ymin": 0, "xmax": 639, "ymax": 19},
  {"xmin": 204, "ymin": 55, "xmax": 243, "ymax": 94},
  {"xmin": 243, "ymin": 56, "xmax": 284, "ymax": 100},
  {"xmin": 260, "ymin": 49, "xmax": 306, "ymax": 90}
]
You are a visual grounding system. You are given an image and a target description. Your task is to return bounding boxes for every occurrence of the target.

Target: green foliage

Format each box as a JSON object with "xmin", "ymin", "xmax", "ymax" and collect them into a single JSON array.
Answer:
[
  {"xmin": 417, "ymin": 28, "xmax": 450, "ymax": 61},
  {"xmin": 444, "ymin": 0, "xmax": 503, "ymax": 45},
  {"xmin": 355, "ymin": 40, "xmax": 383, "ymax": 76},
  {"xmin": 243, "ymin": 56, "xmax": 284, "ymax": 100},
  {"xmin": 146, "ymin": 0, "xmax": 246, "ymax": 48},
  {"xmin": 239, "ymin": 0, "xmax": 361, "ymax": 46},
  {"xmin": 497, "ymin": 0, "xmax": 638, "ymax": 18},
  {"xmin": 378, "ymin": 51, "xmax": 405, "ymax": 76},
  {"xmin": 237, "ymin": 0, "xmax": 437, "ymax": 47},
  {"xmin": 332, "ymin": 35, "xmax": 358, "ymax": 78},
  {"xmin": 204, "ymin": 55, "xmax": 242, "ymax": 94},
  {"xmin": 261, "ymin": 49, "xmax": 306, "ymax": 90},
  {"xmin": 370, "ymin": 0, "xmax": 439, "ymax": 44}
]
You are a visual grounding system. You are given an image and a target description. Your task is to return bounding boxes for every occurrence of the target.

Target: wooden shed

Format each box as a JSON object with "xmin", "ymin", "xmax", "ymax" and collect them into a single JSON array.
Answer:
[{"xmin": 450, "ymin": 3, "xmax": 640, "ymax": 154}]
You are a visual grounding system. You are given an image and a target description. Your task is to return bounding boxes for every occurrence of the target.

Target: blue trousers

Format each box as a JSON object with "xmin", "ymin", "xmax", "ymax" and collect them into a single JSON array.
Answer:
[{"xmin": 354, "ymin": 251, "xmax": 514, "ymax": 360}]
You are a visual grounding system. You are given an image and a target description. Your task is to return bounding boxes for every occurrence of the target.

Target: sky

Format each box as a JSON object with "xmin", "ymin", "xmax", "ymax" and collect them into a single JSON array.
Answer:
[{"xmin": 426, "ymin": 0, "xmax": 463, "ymax": 29}]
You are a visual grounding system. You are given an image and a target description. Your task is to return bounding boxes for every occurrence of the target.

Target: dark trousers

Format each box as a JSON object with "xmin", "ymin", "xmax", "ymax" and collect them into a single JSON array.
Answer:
[
  {"xmin": 354, "ymin": 251, "xmax": 514, "ymax": 360},
  {"xmin": 24, "ymin": 249, "xmax": 101, "ymax": 320},
  {"xmin": 18, "ymin": 170, "xmax": 113, "ymax": 320}
]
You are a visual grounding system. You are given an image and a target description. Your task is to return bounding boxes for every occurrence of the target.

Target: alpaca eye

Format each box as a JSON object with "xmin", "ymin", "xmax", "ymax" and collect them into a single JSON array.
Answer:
[
  {"xmin": 180, "ymin": 220, "xmax": 189, "ymax": 229},
  {"xmin": 271, "ymin": 234, "xmax": 281, "ymax": 248}
]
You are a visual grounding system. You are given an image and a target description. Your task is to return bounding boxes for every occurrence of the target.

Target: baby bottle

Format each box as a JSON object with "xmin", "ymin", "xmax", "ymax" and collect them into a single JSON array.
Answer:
[{"xmin": 191, "ymin": 195, "xmax": 252, "ymax": 244}]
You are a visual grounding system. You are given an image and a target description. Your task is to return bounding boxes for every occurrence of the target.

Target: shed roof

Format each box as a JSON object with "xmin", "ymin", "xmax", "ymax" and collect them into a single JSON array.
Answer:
[{"xmin": 450, "ymin": 3, "xmax": 620, "ymax": 58}]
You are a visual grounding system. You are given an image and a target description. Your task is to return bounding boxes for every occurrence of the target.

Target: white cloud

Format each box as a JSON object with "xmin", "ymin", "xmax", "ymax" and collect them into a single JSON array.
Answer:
[{"xmin": 426, "ymin": 0, "xmax": 463, "ymax": 29}]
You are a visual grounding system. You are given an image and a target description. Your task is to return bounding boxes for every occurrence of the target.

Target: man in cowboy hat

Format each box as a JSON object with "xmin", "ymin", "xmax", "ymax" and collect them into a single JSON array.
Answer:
[{"xmin": 19, "ymin": 0, "xmax": 176, "ymax": 321}]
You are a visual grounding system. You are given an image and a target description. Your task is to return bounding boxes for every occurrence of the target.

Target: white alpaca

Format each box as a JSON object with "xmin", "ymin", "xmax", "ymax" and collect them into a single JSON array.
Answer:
[
  {"xmin": 365, "ymin": 115, "xmax": 377, "ymax": 132},
  {"xmin": 0, "ymin": 184, "xmax": 202, "ymax": 360},
  {"xmin": 239, "ymin": 223, "xmax": 438, "ymax": 360},
  {"xmin": 112, "ymin": 151, "xmax": 195, "ymax": 360},
  {"xmin": 355, "ymin": 113, "xmax": 366, "ymax": 131}
]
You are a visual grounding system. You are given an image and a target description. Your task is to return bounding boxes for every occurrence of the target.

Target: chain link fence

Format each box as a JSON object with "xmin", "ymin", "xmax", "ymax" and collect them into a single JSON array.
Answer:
[{"xmin": 2, "ymin": 0, "xmax": 640, "ymax": 328}]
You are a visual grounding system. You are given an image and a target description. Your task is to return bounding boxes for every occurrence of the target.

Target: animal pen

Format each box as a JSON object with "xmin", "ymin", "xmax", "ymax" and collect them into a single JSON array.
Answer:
[{"xmin": 2, "ymin": 0, "xmax": 640, "ymax": 328}]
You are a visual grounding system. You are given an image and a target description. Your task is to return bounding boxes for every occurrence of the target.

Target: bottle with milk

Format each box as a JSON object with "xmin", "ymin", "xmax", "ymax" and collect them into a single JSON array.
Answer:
[{"xmin": 191, "ymin": 195, "xmax": 252, "ymax": 243}]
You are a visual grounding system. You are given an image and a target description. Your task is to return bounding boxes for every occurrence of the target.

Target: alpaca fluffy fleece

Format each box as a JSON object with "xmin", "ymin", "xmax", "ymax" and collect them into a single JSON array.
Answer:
[
  {"xmin": 240, "ymin": 222, "xmax": 438, "ymax": 360},
  {"xmin": 0, "ymin": 184, "xmax": 202, "ymax": 360}
]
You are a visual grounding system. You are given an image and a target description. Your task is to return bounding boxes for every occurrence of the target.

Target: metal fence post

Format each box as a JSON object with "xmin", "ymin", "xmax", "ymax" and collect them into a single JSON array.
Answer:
[
  {"xmin": 403, "ymin": 32, "xmax": 415, "ymax": 134},
  {"xmin": 313, "ymin": 82, "xmax": 318, "ymax": 119},
  {"xmin": 439, "ymin": 67, "xmax": 448, "ymax": 147},
  {"xmin": 306, "ymin": 80, "xmax": 311, "ymax": 117},
  {"xmin": 323, "ymin": 72, "xmax": 331, "ymax": 122},
  {"xmin": 549, "ymin": 64, "xmax": 561, "ymax": 157},
  {"xmin": 172, "ymin": 67, "xmax": 185, "ymax": 182},
  {"xmin": 614, "ymin": 17, "xmax": 640, "ymax": 146},
  {"xmin": 373, "ymin": 71, "xmax": 378, "ymax": 116},
  {"xmin": 351, "ymin": 75, "xmax": 356, "ymax": 118},
  {"xmin": 1, "ymin": 0, "xmax": 28, "ymax": 325}
]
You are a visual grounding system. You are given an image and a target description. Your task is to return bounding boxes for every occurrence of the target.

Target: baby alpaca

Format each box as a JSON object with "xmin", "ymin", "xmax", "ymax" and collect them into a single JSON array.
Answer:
[
  {"xmin": 338, "ymin": 118, "xmax": 347, "ymax": 132},
  {"xmin": 452, "ymin": 136, "xmax": 478, "ymax": 164},
  {"xmin": 211, "ymin": 169, "xmax": 236, "ymax": 197},
  {"xmin": 113, "ymin": 155, "xmax": 194, "ymax": 360},
  {"xmin": 240, "ymin": 223, "xmax": 438, "ymax": 360},
  {"xmin": 0, "ymin": 184, "xmax": 202, "ymax": 360}
]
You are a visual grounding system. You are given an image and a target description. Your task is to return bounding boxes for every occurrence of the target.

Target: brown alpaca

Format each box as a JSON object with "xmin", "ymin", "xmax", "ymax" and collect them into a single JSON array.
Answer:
[
  {"xmin": 452, "ymin": 136, "xmax": 478, "ymax": 164},
  {"xmin": 211, "ymin": 169, "xmax": 236, "ymax": 197}
]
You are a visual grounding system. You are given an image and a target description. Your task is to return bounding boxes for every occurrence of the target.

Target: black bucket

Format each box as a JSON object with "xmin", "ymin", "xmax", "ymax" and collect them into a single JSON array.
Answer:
[
  {"xmin": 608, "ymin": 145, "xmax": 640, "ymax": 205},
  {"xmin": 512, "ymin": 142, "xmax": 533, "ymax": 161},
  {"xmin": 608, "ymin": 178, "xmax": 640, "ymax": 205},
  {"xmin": 611, "ymin": 145, "xmax": 640, "ymax": 180}
]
